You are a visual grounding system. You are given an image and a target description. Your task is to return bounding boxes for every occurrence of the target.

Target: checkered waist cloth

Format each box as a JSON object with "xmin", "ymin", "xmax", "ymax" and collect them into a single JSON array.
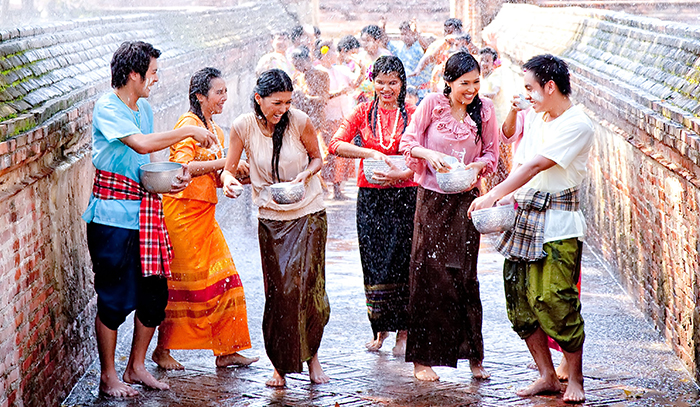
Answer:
[
  {"xmin": 495, "ymin": 187, "xmax": 580, "ymax": 262},
  {"xmin": 91, "ymin": 168, "xmax": 173, "ymax": 278}
]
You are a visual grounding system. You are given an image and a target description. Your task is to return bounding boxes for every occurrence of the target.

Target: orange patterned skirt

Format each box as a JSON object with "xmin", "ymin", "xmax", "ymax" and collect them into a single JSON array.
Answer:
[{"xmin": 159, "ymin": 196, "xmax": 251, "ymax": 355}]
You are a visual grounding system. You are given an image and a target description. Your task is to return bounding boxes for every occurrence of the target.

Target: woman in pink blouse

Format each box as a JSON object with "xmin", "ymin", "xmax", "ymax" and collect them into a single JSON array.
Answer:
[
  {"xmin": 399, "ymin": 51, "xmax": 498, "ymax": 381},
  {"xmin": 328, "ymin": 56, "xmax": 417, "ymax": 355}
]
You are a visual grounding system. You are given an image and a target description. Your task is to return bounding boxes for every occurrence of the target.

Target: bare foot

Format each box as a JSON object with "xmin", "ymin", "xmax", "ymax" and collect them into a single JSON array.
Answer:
[
  {"xmin": 470, "ymin": 360, "xmax": 491, "ymax": 380},
  {"xmin": 365, "ymin": 331, "xmax": 389, "ymax": 352},
  {"xmin": 516, "ymin": 376, "xmax": 562, "ymax": 397},
  {"xmin": 123, "ymin": 366, "xmax": 169, "ymax": 390},
  {"xmin": 556, "ymin": 356, "xmax": 569, "ymax": 381},
  {"xmin": 392, "ymin": 330, "xmax": 407, "ymax": 357},
  {"xmin": 99, "ymin": 371, "xmax": 139, "ymax": 397},
  {"xmin": 414, "ymin": 363, "xmax": 439, "ymax": 381},
  {"xmin": 562, "ymin": 378, "xmax": 585, "ymax": 403},
  {"xmin": 265, "ymin": 369, "xmax": 286, "ymax": 387},
  {"xmin": 308, "ymin": 354, "xmax": 330, "ymax": 384},
  {"xmin": 151, "ymin": 348, "xmax": 184, "ymax": 370},
  {"xmin": 215, "ymin": 352, "xmax": 259, "ymax": 368}
]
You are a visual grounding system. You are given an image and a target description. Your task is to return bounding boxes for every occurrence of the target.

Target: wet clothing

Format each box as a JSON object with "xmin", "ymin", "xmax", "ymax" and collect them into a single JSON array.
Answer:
[
  {"xmin": 400, "ymin": 93, "xmax": 498, "ymax": 193},
  {"xmin": 357, "ymin": 187, "xmax": 417, "ymax": 335},
  {"xmin": 258, "ymin": 211, "xmax": 330, "ymax": 373},
  {"xmin": 158, "ymin": 113, "xmax": 252, "ymax": 356},
  {"xmin": 406, "ymin": 187, "xmax": 484, "ymax": 367},
  {"xmin": 503, "ymin": 238, "xmax": 585, "ymax": 352},
  {"xmin": 87, "ymin": 222, "xmax": 168, "ymax": 330},
  {"xmin": 234, "ymin": 108, "xmax": 329, "ymax": 373}
]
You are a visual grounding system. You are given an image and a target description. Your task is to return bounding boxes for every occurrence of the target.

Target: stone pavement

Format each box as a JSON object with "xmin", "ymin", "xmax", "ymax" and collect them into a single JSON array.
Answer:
[{"xmin": 62, "ymin": 182, "xmax": 700, "ymax": 406}]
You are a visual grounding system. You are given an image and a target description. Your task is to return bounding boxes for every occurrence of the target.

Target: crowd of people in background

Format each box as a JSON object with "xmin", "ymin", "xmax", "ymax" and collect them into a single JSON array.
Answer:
[{"xmin": 83, "ymin": 12, "xmax": 591, "ymax": 405}]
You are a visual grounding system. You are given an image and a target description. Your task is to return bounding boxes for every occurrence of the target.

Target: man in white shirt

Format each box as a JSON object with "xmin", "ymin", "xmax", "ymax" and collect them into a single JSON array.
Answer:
[{"xmin": 469, "ymin": 54, "xmax": 593, "ymax": 404}]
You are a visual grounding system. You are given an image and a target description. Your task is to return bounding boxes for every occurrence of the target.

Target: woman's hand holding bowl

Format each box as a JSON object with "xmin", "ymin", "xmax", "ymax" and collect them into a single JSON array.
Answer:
[
  {"xmin": 170, "ymin": 164, "xmax": 191, "ymax": 193},
  {"xmin": 423, "ymin": 150, "xmax": 452, "ymax": 173},
  {"xmin": 372, "ymin": 157, "xmax": 409, "ymax": 186},
  {"xmin": 292, "ymin": 169, "xmax": 313, "ymax": 184},
  {"xmin": 222, "ymin": 171, "xmax": 244, "ymax": 198},
  {"xmin": 463, "ymin": 161, "xmax": 486, "ymax": 190}
]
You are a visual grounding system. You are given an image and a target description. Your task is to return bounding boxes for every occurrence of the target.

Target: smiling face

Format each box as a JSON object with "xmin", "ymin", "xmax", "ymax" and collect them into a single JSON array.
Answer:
[
  {"xmin": 480, "ymin": 53, "xmax": 494, "ymax": 73},
  {"xmin": 446, "ymin": 69, "xmax": 480, "ymax": 105},
  {"xmin": 136, "ymin": 57, "xmax": 159, "ymax": 98},
  {"xmin": 255, "ymin": 91, "xmax": 293, "ymax": 125},
  {"xmin": 523, "ymin": 70, "xmax": 547, "ymax": 112},
  {"xmin": 373, "ymin": 72, "xmax": 402, "ymax": 107},
  {"xmin": 199, "ymin": 77, "xmax": 227, "ymax": 118}
]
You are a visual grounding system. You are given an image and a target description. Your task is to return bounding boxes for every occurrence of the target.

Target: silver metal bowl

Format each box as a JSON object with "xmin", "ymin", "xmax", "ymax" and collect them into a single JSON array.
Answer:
[
  {"xmin": 436, "ymin": 167, "xmax": 477, "ymax": 193},
  {"xmin": 362, "ymin": 155, "xmax": 408, "ymax": 184},
  {"xmin": 139, "ymin": 162, "xmax": 184, "ymax": 193},
  {"xmin": 228, "ymin": 184, "xmax": 244, "ymax": 198},
  {"xmin": 270, "ymin": 181, "xmax": 305, "ymax": 204},
  {"xmin": 471, "ymin": 204, "xmax": 517, "ymax": 234}
]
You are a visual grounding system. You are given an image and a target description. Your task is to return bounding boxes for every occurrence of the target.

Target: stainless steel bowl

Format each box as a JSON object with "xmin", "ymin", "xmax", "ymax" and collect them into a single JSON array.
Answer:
[
  {"xmin": 471, "ymin": 204, "xmax": 517, "ymax": 234},
  {"xmin": 270, "ymin": 181, "xmax": 305, "ymax": 204},
  {"xmin": 362, "ymin": 155, "xmax": 408, "ymax": 184},
  {"xmin": 436, "ymin": 167, "xmax": 477, "ymax": 193},
  {"xmin": 139, "ymin": 162, "xmax": 184, "ymax": 193},
  {"xmin": 228, "ymin": 184, "xmax": 244, "ymax": 198}
]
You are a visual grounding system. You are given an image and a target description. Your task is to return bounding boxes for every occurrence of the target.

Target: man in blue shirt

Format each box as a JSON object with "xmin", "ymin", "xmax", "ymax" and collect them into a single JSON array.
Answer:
[
  {"xmin": 387, "ymin": 21, "xmax": 431, "ymax": 99},
  {"xmin": 83, "ymin": 41, "xmax": 216, "ymax": 397}
]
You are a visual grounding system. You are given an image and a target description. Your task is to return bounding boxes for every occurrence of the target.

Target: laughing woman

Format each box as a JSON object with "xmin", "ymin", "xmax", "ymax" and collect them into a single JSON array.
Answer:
[
  {"xmin": 399, "ymin": 51, "xmax": 498, "ymax": 381},
  {"xmin": 153, "ymin": 67, "xmax": 258, "ymax": 370},
  {"xmin": 328, "ymin": 56, "xmax": 417, "ymax": 355},
  {"xmin": 221, "ymin": 69, "xmax": 330, "ymax": 387}
]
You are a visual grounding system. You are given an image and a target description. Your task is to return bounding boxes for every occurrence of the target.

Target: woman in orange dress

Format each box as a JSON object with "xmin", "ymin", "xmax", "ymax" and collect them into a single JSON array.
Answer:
[{"xmin": 151, "ymin": 67, "xmax": 258, "ymax": 370}]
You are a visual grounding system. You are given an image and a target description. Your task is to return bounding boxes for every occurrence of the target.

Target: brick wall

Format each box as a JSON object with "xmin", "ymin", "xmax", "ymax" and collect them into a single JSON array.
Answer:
[
  {"xmin": 0, "ymin": 3, "xmax": 295, "ymax": 406},
  {"xmin": 484, "ymin": 4, "xmax": 700, "ymax": 383}
]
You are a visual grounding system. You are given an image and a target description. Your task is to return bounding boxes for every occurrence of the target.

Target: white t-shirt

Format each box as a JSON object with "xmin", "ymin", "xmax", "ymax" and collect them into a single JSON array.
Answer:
[{"xmin": 514, "ymin": 104, "xmax": 594, "ymax": 243}]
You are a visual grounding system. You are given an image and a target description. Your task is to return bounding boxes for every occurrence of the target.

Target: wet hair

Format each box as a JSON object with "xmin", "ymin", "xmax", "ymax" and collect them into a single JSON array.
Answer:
[
  {"xmin": 189, "ymin": 67, "xmax": 222, "ymax": 129},
  {"xmin": 399, "ymin": 21, "xmax": 412, "ymax": 31},
  {"xmin": 479, "ymin": 46, "xmax": 498, "ymax": 61},
  {"xmin": 443, "ymin": 18, "xmax": 463, "ymax": 33},
  {"xmin": 443, "ymin": 51, "xmax": 483, "ymax": 143},
  {"xmin": 252, "ymin": 69, "xmax": 295, "ymax": 182},
  {"xmin": 290, "ymin": 25, "xmax": 304, "ymax": 42},
  {"xmin": 360, "ymin": 25, "xmax": 384, "ymax": 41},
  {"xmin": 271, "ymin": 30, "xmax": 289, "ymax": 39},
  {"xmin": 290, "ymin": 46, "xmax": 310, "ymax": 61},
  {"xmin": 367, "ymin": 56, "xmax": 409, "ymax": 140},
  {"xmin": 111, "ymin": 41, "xmax": 161, "ymax": 89},
  {"xmin": 523, "ymin": 54, "xmax": 571, "ymax": 96},
  {"xmin": 337, "ymin": 35, "xmax": 360, "ymax": 52},
  {"xmin": 314, "ymin": 40, "xmax": 334, "ymax": 60}
]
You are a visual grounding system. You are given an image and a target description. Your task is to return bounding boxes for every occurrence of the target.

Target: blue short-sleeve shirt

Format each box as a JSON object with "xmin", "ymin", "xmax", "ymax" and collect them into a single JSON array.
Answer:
[{"xmin": 82, "ymin": 92, "xmax": 154, "ymax": 230}]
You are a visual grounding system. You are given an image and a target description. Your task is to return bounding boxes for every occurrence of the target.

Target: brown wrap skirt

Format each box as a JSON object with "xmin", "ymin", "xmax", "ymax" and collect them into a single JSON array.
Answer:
[
  {"xmin": 258, "ymin": 210, "xmax": 330, "ymax": 374},
  {"xmin": 406, "ymin": 187, "xmax": 484, "ymax": 368}
]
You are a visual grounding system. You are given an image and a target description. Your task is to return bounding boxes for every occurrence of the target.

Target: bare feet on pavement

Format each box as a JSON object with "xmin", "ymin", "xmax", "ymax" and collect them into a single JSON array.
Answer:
[
  {"xmin": 308, "ymin": 354, "xmax": 330, "ymax": 384},
  {"xmin": 469, "ymin": 359, "xmax": 491, "ymax": 379},
  {"xmin": 562, "ymin": 379, "xmax": 585, "ymax": 403},
  {"xmin": 266, "ymin": 369, "xmax": 286, "ymax": 387},
  {"xmin": 392, "ymin": 330, "xmax": 407, "ymax": 357},
  {"xmin": 414, "ymin": 363, "xmax": 439, "ymax": 381},
  {"xmin": 516, "ymin": 375, "xmax": 562, "ymax": 397},
  {"xmin": 123, "ymin": 365, "xmax": 169, "ymax": 391},
  {"xmin": 99, "ymin": 371, "xmax": 139, "ymax": 397},
  {"xmin": 365, "ymin": 331, "xmax": 389, "ymax": 351},
  {"xmin": 556, "ymin": 356, "xmax": 569, "ymax": 381},
  {"xmin": 215, "ymin": 352, "xmax": 259, "ymax": 368},
  {"xmin": 151, "ymin": 348, "xmax": 184, "ymax": 370}
]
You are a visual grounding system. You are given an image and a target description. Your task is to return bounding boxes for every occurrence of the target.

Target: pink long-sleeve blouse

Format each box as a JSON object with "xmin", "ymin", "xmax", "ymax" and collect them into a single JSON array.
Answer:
[{"xmin": 399, "ymin": 92, "xmax": 499, "ymax": 193}]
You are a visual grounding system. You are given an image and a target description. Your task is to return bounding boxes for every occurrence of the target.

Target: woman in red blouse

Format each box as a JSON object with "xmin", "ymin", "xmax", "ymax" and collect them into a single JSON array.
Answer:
[{"xmin": 328, "ymin": 56, "xmax": 417, "ymax": 355}]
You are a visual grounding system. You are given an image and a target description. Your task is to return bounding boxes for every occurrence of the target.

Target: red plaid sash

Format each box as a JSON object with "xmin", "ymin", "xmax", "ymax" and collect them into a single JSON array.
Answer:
[{"xmin": 91, "ymin": 169, "xmax": 173, "ymax": 278}]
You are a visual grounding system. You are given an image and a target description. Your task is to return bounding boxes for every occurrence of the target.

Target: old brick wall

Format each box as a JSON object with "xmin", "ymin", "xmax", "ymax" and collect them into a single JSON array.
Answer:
[
  {"xmin": 0, "ymin": 3, "xmax": 295, "ymax": 406},
  {"xmin": 484, "ymin": 4, "xmax": 700, "ymax": 383}
]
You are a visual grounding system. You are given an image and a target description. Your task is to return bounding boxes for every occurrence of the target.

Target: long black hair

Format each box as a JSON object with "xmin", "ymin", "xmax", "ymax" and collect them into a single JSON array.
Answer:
[
  {"xmin": 367, "ymin": 56, "xmax": 409, "ymax": 142},
  {"xmin": 252, "ymin": 69, "xmax": 294, "ymax": 182},
  {"xmin": 443, "ymin": 51, "xmax": 483, "ymax": 144},
  {"xmin": 189, "ymin": 67, "xmax": 222, "ymax": 130}
]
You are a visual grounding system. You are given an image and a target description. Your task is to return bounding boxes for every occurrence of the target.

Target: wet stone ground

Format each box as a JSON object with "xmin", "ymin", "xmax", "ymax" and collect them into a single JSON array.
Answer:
[{"xmin": 63, "ymin": 181, "xmax": 700, "ymax": 406}]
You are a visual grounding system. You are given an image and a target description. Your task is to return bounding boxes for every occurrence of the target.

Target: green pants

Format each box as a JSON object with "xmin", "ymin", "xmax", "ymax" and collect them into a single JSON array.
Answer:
[{"xmin": 503, "ymin": 238, "xmax": 585, "ymax": 353}]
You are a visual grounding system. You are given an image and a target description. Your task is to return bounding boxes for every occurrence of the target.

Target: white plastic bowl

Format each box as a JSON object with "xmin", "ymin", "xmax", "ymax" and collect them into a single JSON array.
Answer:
[
  {"xmin": 139, "ymin": 162, "xmax": 184, "ymax": 193},
  {"xmin": 270, "ymin": 182, "xmax": 305, "ymax": 204},
  {"xmin": 362, "ymin": 155, "xmax": 408, "ymax": 184},
  {"xmin": 471, "ymin": 204, "xmax": 517, "ymax": 234},
  {"xmin": 436, "ymin": 167, "xmax": 477, "ymax": 193}
]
